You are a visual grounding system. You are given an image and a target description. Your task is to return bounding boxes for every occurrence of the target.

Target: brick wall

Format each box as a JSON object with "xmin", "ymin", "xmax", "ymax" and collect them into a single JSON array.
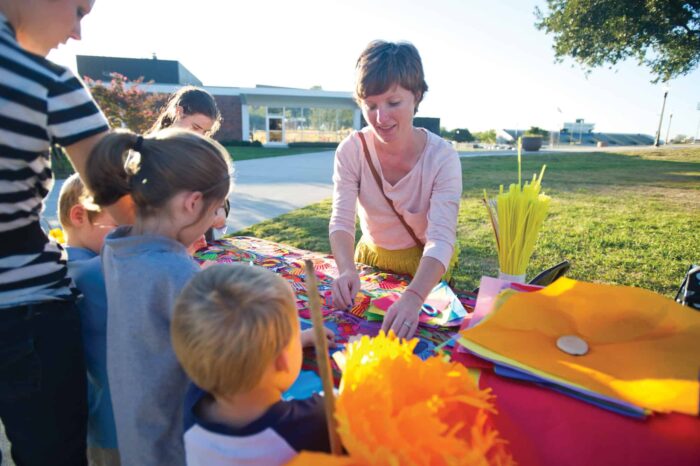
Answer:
[{"xmin": 212, "ymin": 95, "xmax": 242, "ymax": 142}]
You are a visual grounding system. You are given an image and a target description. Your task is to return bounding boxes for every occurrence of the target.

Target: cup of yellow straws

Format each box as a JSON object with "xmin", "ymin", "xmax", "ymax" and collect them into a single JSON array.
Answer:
[{"xmin": 483, "ymin": 137, "xmax": 550, "ymax": 283}]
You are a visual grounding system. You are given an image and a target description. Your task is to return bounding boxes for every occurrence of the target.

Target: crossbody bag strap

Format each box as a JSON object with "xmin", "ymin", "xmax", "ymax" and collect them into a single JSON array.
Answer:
[{"xmin": 357, "ymin": 132, "xmax": 424, "ymax": 249}]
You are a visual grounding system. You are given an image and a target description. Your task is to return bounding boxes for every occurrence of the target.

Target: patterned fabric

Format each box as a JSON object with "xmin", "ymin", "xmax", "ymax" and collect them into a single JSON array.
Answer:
[{"xmin": 194, "ymin": 237, "xmax": 476, "ymax": 384}]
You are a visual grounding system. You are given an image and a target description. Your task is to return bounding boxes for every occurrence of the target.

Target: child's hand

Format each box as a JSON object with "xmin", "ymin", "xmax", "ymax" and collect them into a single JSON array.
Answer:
[
  {"xmin": 301, "ymin": 327, "xmax": 336, "ymax": 349},
  {"xmin": 211, "ymin": 205, "xmax": 227, "ymax": 229},
  {"xmin": 187, "ymin": 234, "xmax": 207, "ymax": 255}
]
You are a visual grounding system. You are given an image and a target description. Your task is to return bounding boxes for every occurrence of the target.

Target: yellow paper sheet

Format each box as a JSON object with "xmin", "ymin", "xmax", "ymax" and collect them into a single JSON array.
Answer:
[{"xmin": 460, "ymin": 277, "xmax": 700, "ymax": 415}]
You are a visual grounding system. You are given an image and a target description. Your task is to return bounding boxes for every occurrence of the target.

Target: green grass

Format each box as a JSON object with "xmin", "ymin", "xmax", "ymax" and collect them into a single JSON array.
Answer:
[
  {"xmin": 236, "ymin": 147, "xmax": 700, "ymax": 297},
  {"xmin": 226, "ymin": 146, "xmax": 331, "ymax": 161}
]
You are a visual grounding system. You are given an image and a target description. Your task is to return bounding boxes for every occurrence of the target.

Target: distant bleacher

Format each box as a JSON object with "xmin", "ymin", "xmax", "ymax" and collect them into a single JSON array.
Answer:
[
  {"xmin": 554, "ymin": 132, "xmax": 655, "ymax": 146},
  {"xmin": 502, "ymin": 130, "xmax": 655, "ymax": 146}
]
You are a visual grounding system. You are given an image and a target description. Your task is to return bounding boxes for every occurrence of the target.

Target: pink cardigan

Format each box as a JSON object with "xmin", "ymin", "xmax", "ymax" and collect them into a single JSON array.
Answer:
[{"xmin": 329, "ymin": 128, "xmax": 462, "ymax": 270}]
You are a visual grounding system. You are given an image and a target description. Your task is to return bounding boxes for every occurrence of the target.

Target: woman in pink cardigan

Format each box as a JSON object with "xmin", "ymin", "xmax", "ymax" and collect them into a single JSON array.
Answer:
[{"xmin": 329, "ymin": 40, "xmax": 462, "ymax": 339}]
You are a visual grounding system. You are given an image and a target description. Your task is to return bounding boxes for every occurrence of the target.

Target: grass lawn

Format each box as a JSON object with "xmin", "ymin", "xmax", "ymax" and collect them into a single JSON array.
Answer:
[
  {"xmin": 226, "ymin": 146, "xmax": 332, "ymax": 161},
  {"xmin": 236, "ymin": 147, "xmax": 700, "ymax": 297}
]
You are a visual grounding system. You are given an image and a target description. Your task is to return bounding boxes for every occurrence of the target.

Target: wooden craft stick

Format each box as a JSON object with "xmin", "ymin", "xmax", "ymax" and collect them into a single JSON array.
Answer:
[{"xmin": 303, "ymin": 259, "xmax": 342, "ymax": 455}]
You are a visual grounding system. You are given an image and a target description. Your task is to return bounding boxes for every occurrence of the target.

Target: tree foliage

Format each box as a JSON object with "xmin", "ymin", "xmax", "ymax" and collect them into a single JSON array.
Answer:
[
  {"xmin": 473, "ymin": 129, "xmax": 497, "ymax": 144},
  {"xmin": 535, "ymin": 0, "xmax": 700, "ymax": 82},
  {"xmin": 440, "ymin": 127, "xmax": 475, "ymax": 142},
  {"xmin": 85, "ymin": 73, "xmax": 167, "ymax": 133}
]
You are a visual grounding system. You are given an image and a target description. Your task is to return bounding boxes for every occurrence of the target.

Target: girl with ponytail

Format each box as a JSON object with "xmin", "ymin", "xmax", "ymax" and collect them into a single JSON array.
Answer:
[{"xmin": 84, "ymin": 128, "xmax": 232, "ymax": 466}]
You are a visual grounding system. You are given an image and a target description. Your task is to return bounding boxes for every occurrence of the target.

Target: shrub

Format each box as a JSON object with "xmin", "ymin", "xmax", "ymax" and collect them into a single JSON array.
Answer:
[{"xmin": 220, "ymin": 140, "xmax": 263, "ymax": 147}]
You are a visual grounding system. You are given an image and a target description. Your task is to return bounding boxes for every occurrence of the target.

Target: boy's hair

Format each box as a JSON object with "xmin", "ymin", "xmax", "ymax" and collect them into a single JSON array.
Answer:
[
  {"xmin": 85, "ymin": 128, "xmax": 232, "ymax": 220},
  {"xmin": 150, "ymin": 86, "xmax": 222, "ymax": 135},
  {"xmin": 355, "ymin": 40, "xmax": 429, "ymax": 113},
  {"xmin": 57, "ymin": 173, "xmax": 101, "ymax": 228},
  {"xmin": 171, "ymin": 263, "xmax": 298, "ymax": 397}
]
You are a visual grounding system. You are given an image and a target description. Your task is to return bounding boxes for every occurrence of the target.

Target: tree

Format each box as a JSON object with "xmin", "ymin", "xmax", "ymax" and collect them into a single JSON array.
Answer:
[
  {"xmin": 535, "ymin": 0, "xmax": 700, "ymax": 83},
  {"xmin": 85, "ymin": 73, "xmax": 167, "ymax": 133},
  {"xmin": 440, "ymin": 127, "xmax": 474, "ymax": 142},
  {"xmin": 440, "ymin": 127, "xmax": 455, "ymax": 140},
  {"xmin": 473, "ymin": 130, "xmax": 497, "ymax": 144}
]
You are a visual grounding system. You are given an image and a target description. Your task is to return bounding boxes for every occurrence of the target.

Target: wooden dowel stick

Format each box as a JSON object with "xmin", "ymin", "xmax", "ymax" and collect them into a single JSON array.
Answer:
[{"xmin": 304, "ymin": 260, "xmax": 342, "ymax": 455}]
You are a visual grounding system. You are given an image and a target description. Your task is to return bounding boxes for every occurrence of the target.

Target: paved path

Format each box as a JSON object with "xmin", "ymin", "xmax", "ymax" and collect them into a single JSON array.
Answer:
[{"xmin": 42, "ymin": 150, "xmax": 336, "ymax": 232}]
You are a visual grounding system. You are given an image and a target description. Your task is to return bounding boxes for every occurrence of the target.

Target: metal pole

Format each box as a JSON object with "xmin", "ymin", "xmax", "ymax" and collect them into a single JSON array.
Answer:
[
  {"xmin": 664, "ymin": 113, "xmax": 673, "ymax": 145},
  {"xmin": 654, "ymin": 90, "xmax": 668, "ymax": 146}
]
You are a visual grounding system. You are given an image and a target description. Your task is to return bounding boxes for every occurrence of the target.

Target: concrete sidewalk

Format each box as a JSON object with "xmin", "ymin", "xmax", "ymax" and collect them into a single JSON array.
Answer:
[{"xmin": 42, "ymin": 150, "xmax": 336, "ymax": 232}]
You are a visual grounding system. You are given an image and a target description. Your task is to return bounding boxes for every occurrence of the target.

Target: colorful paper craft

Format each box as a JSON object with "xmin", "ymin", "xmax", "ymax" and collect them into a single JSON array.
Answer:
[
  {"xmin": 194, "ymin": 237, "xmax": 460, "ymax": 386},
  {"xmin": 365, "ymin": 281, "xmax": 468, "ymax": 327}
]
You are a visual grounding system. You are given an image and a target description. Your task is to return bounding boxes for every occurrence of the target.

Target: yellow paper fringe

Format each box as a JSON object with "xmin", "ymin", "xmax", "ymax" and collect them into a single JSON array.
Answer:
[
  {"xmin": 48, "ymin": 228, "xmax": 65, "ymax": 245},
  {"xmin": 484, "ymin": 137, "xmax": 549, "ymax": 275},
  {"xmin": 289, "ymin": 332, "xmax": 515, "ymax": 466}
]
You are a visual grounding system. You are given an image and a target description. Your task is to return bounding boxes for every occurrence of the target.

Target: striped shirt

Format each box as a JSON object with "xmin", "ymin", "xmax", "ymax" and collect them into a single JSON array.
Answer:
[{"xmin": 0, "ymin": 13, "xmax": 109, "ymax": 308}]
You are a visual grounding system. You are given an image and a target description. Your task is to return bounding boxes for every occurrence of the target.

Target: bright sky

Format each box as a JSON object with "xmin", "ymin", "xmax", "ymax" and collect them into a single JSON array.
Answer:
[{"xmin": 49, "ymin": 0, "xmax": 700, "ymax": 139}]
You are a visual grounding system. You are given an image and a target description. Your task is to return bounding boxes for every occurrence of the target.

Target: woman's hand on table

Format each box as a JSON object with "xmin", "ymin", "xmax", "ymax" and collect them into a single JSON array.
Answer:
[
  {"xmin": 381, "ymin": 291, "xmax": 423, "ymax": 339},
  {"xmin": 332, "ymin": 270, "xmax": 361, "ymax": 310},
  {"xmin": 301, "ymin": 327, "xmax": 337, "ymax": 348}
]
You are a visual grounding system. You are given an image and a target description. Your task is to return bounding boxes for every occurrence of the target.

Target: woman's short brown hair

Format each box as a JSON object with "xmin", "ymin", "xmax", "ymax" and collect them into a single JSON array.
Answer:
[{"xmin": 355, "ymin": 40, "xmax": 429, "ymax": 113}]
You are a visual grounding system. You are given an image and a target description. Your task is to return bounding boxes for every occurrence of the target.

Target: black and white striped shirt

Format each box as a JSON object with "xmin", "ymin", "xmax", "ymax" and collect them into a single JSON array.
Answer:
[{"xmin": 0, "ymin": 13, "xmax": 109, "ymax": 308}]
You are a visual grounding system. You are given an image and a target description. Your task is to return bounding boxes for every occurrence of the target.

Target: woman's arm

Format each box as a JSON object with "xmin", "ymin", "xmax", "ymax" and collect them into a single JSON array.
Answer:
[
  {"xmin": 381, "ymin": 256, "xmax": 445, "ymax": 338},
  {"xmin": 330, "ymin": 230, "xmax": 361, "ymax": 309},
  {"xmin": 329, "ymin": 136, "xmax": 362, "ymax": 309}
]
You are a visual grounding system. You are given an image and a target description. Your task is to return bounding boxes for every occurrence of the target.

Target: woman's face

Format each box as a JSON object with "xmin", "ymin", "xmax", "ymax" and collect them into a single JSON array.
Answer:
[
  {"xmin": 17, "ymin": 0, "xmax": 95, "ymax": 56},
  {"xmin": 361, "ymin": 85, "xmax": 418, "ymax": 145},
  {"xmin": 172, "ymin": 109, "xmax": 215, "ymax": 136}
]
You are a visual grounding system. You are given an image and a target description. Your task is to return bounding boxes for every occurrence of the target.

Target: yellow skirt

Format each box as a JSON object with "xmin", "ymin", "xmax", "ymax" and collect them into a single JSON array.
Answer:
[{"xmin": 354, "ymin": 236, "xmax": 459, "ymax": 282}]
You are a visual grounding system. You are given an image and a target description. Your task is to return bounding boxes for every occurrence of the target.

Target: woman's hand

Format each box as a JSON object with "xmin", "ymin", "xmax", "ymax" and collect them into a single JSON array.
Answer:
[
  {"xmin": 332, "ymin": 270, "xmax": 361, "ymax": 309},
  {"xmin": 301, "ymin": 327, "xmax": 337, "ymax": 348},
  {"xmin": 381, "ymin": 290, "xmax": 423, "ymax": 339}
]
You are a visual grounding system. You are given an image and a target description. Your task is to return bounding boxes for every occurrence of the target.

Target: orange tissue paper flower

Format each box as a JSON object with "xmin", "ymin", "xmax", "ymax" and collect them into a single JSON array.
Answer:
[{"xmin": 289, "ymin": 331, "xmax": 515, "ymax": 466}]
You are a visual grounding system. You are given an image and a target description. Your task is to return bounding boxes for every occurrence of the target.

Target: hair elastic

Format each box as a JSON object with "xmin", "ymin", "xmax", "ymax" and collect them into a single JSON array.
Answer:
[{"xmin": 133, "ymin": 135, "xmax": 144, "ymax": 152}]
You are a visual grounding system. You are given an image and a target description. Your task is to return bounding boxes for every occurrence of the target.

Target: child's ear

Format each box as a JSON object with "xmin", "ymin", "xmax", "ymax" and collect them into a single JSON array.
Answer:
[
  {"xmin": 68, "ymin": 204, "xmax": 88, "ymax": 227},
  {"xmin": 182, "ymin": 191, "xmax": 204, "ymax": 215},
  {"xmin": 175, "ymin": 105, "xmax": 185, "ymax": 119},
  {"xmin": 273, "ymin": 350, "xmax": 291, "ymax": 374}
]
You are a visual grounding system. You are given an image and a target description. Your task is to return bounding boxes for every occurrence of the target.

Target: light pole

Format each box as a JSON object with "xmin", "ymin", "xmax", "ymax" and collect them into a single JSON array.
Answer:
[
  {"xmin": 665, "ymin": 113, "xmax": 673, "ymax": 145},
  {"xmin": 654, "ymin": 84, "xmax": 670, "ymax": 146},
  {"xmin": 695, "ymin": 102, "xmax": 700, "ymax": 144}
]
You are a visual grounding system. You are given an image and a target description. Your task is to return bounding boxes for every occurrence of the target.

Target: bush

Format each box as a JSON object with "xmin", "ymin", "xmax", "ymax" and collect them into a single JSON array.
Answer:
[
  {"xmin": 524, "ymin": 126, "xmax": 549, "ymax": 138},
  {"xmin": 220, "ymin": 140, "xmax": 263, "ymax": 147},
  {"xmin": 288, "ymin": 142, "xmax": 339, "ymax": 149},
  {"xmin": 51, "ymin": 145, "xmax": 74, "ymax": 179}
]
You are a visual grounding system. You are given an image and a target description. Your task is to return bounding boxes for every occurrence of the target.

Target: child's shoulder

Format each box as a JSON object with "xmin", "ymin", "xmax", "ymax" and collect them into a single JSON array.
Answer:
[
  {"xmin": 271, "ymin": 396, "xmax": 329, "ymax": 445},
  {"xmin": 66, "ymin": 247, "xmax": 102, "ymax": 278},
  {"xmin": 184, "ymin": 387, "xmax": 331, "ymax": 457}
]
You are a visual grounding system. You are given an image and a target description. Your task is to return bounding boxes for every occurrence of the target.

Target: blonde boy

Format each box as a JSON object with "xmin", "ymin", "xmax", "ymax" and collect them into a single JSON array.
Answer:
[
  {"xmin": 59, "ymin": 174, "xmax": 119, "ymax": 466},
  {"xmin": 172, "ymin": 264, "xmax": 333, "ymax": 465}
]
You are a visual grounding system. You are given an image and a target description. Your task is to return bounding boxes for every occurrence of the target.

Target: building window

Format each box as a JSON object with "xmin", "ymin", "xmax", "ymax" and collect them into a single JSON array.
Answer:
[
  {"xmin": 250, "ymin": 106, "xmax": 266, "ymax": 144},
  {"xmin": 248, "ymin": 105, "xmax": 355, "ymax": 145}
]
